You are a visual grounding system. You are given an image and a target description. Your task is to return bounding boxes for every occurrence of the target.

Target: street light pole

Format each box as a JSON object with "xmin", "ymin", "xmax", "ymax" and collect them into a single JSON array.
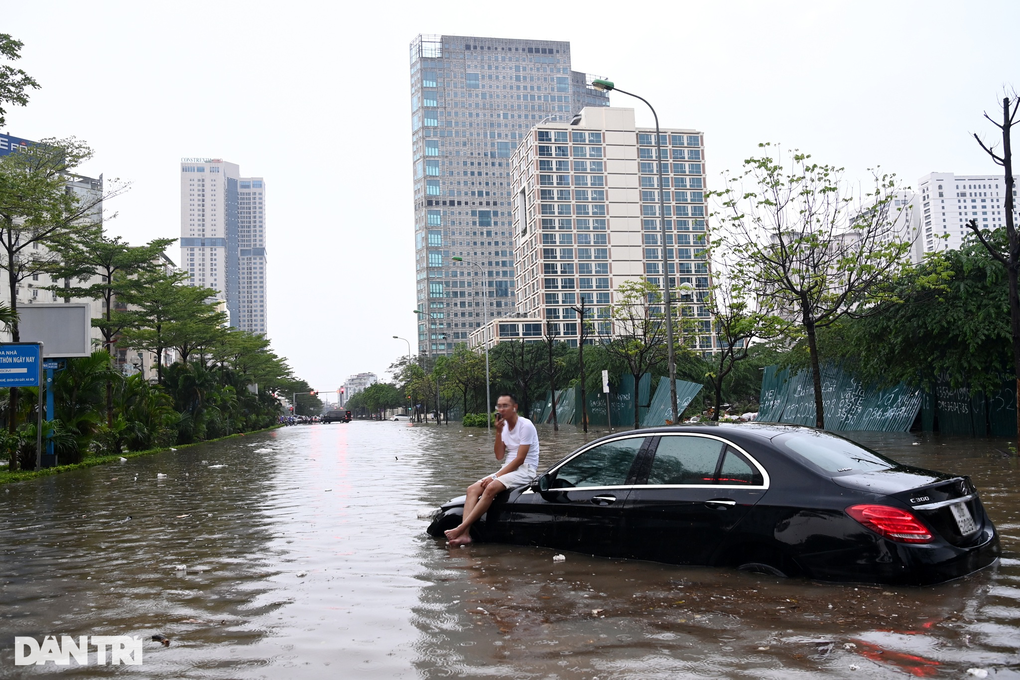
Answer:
[
  {"xmin": 592, "ymin": 79, "xmax": 679, "ymax": 424},
  {"xmin": 452, "ymin": 256, "xmax": 491, "ymax": 438}
]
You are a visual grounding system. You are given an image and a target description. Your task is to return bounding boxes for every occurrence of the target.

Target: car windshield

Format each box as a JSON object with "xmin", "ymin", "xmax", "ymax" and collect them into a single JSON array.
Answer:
[{"xmin": 777, "ymin": 431, "xmax": 896, "ymax": 474}]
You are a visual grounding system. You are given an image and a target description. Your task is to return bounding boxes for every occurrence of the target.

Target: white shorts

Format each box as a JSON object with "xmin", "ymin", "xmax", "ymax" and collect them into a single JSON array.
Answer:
[{"xmin": 489, "ymin": 466, "xmax": 537, "ymax": 490}]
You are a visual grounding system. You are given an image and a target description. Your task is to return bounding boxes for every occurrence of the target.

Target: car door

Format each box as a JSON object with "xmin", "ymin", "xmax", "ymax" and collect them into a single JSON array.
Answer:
[
  {"xmin": 510, "ymin": 435, "xmax": 647, "ymax": 557},
  {"xmin": 622, "ymin": 435, "xmax": 768, "ymax": 565}
]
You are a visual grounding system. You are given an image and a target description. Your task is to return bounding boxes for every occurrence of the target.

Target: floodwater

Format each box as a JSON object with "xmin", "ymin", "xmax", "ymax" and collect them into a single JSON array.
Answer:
[{"xmin": 1, "ymin": 422, "xmax": 1018, "ymax": 679}]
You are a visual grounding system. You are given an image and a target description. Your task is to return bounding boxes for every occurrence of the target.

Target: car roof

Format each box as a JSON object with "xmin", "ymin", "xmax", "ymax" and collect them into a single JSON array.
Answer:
[{"xmin": 582, "ymin": 422, "xmax": 819, "ymax": 448}]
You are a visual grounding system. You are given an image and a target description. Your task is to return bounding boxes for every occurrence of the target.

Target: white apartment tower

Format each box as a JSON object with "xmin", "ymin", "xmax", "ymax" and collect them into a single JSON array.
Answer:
[
  {"xmin": 180, "ymin": 158, "xmax": 268, "ymax": 335},
  {"xmin": 914, "ymin": 172, "xmax": 1018, "ymax": 260},
  {"xmin": 504, "ymin": 107, "xmax": 715, "ymax": 352}
]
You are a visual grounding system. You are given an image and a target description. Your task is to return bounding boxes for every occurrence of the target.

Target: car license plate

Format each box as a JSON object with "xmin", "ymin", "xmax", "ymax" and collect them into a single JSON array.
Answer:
[{"xmin": 950, "ymin": 502, "xmax": 978, "ymax": 535}]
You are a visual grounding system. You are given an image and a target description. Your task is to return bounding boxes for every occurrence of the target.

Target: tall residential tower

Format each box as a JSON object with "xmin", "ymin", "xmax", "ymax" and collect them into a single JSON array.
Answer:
[
  {"xmin": 408, "ymin": 34, "xmax": 608, "ymax": 356},
  {"xmin": 180, "ymin": 158, "xmax": 268, "ymax": 335}
]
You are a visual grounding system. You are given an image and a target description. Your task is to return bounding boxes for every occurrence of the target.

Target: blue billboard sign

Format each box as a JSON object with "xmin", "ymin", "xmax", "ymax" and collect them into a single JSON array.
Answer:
[
  {"xmin": 0, "ymin": 133, "xmax": 39, "ymax": 158},
  {"xmin": 0, "ymin": 343, "xmax": 42, "ymax": 387}
]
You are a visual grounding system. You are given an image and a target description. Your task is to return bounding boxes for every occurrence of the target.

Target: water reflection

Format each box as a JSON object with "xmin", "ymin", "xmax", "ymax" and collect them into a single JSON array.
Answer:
[{"xmin": 0, "ymin": 422, "xmax": 1017, "ymax": 678}]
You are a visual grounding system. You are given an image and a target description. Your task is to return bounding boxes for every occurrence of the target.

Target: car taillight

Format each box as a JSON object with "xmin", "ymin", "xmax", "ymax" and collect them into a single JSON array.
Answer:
[{"xmin": 846, "ymin": 505, "xmax": 933, "ymax": 544}]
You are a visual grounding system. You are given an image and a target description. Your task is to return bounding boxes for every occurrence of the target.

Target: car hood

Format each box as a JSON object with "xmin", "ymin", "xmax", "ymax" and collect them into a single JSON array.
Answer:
[{"xmin": 830, "ymin": 465, "xmax": 956, "ymax": 496}]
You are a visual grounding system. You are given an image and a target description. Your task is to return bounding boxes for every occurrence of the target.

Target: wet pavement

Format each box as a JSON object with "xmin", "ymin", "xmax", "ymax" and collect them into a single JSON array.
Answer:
[{"xmin": 1, "ymin": 422, "xmax": 1018, "ymax": 678}]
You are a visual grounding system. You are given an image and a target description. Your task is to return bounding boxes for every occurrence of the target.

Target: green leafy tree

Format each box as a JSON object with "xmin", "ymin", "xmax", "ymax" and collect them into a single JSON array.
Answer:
[
  {"xmin": 444, "ymin": 344, "xmax": 486, "ymax": 416},
  {"xmin": 822, "ymin": 236, "xmax": 1010, "ymax": 394},
  {"xmin": 0, "ymin": 34, "xmax": 40, "ymax": 127},
  {"xmin": 713, "ymin": 145, "xmax": 913, "ymax": 428},
  {"xmin": 600, "ymin": 278, "xmax": 670, "ymax": 429},
  {"xmin": 0, "ymin": 136, "xmax": 125, "ymax": 456},
  {"xmin": 47, "ymin": 234, "xmax": 176, "ymax": 426},
  {"xmin": 355, "ymin": 382, "xmax": 404, "ymax": 419},
  {"xmin": 491, "ymin": 340, "xmax": 545, "ymax": 419},
  {"xmin": 116, "ymin": 268, "xmax": 221, "ymax": 384},
  {"xmin": 703, "ymin": 244, "xmax": 787, "ymax": 421}
]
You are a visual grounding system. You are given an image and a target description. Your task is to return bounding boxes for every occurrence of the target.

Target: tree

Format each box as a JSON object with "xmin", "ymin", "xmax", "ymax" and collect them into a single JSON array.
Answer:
[
  {"xmin": 116, "ymin": 268, "xmax": 221, "ymax": 384},
  {"xmin": 48, "ymin": 234, "xmax": 176, "ymax": 425},
  {"xmin": 491, "ymin": 340, "xmax": 545, "ymax": 419},
  {"xmin": 0, "ymin": 136, "xmax": 126, "ymax": 446},
  {"xmin": 713, "ymin": 146, "xmax": 913, "ymax": 428},
  {"xmin": 704, "ymin": 245, "xmax": 786, "ymax": 421},
  {"xmin": 600, "ymin": 278, "xmax": 670, "ymax": 429},
  {"xmin": 357, "ymin": 382, "xmax": 404, "ymax": 419},
  {"xmin": 823, "ymin": 235, "xmax": 1010, "ymax": 395},
  {"xmin": 0, "ymin": 34, "xmax": 40, "ymax": 127},
  {"xmin": 970, "ymin": 95, "xmax": 1020, "ymax": 447},
  {"xmin": 444, "ymin": 344, "xmax": 486, "ymax": 416}
]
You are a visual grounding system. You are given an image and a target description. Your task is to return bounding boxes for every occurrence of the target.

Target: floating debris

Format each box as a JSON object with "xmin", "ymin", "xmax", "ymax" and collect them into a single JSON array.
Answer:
[
  {"xmin": 119, "ymin": 457, "xmax": 127, "ymax": 462},
  {"xmin": 207, "ymin": 464, "xmax": 226, "ymax": 469},
  {"xmin": 553, "ymin": 554, "xmax": 566, "ymax": 563},
  {"xmin": 151, "ymin": 635, "xmax": 170, "ymax": 647},
  {"xmin": 967, "ymin": 671, "xmax": 989, "ymax": 679},
  {"xmin": 157, "ymin": 473, "xmax": 168, "ymax": 479}
]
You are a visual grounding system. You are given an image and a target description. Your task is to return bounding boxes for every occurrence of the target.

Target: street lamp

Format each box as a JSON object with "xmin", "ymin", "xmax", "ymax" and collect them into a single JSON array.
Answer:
[
  {"xmin": 592, "ymin": 78, "xmax": 679, "ymax": 423},
  {"xmin": 452, "ymin": 256, "xmax": 491, "ymax": 438}
]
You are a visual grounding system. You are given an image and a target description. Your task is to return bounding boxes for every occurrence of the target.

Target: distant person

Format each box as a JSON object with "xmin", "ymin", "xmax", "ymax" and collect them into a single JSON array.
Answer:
[{"xmin": 445, "ymin": 394, "xmax": 539, "ymax": 546}]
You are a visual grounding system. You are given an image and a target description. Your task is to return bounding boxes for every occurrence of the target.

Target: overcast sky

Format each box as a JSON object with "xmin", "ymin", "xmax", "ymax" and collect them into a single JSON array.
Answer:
[{"xmin": 4, "ymin": 1, "xmax": 1017, "ymax": 392}]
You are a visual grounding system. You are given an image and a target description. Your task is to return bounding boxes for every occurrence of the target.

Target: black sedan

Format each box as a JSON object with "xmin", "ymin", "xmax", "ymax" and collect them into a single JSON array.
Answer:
[{"xmin": 426, "ymin": 424, "xmax": 1000, "ymax": 585}]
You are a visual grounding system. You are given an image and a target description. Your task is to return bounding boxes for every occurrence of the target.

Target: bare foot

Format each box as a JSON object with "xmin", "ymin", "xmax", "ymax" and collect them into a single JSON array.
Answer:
[
  {"xmin": 447, "ymin": 533, "xmax": 473, "ymax": 546},
  {"xmin": 444, "ymin": 525, "xmax": 465, "ymax": 541}
]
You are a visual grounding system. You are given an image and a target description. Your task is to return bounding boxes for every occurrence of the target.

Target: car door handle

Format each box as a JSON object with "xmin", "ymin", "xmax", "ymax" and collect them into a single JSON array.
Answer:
[
  {"xmin": 591, "ymin": 495, "xmax": 617, "ymax": 506},
  {"xmin": 705, "ymin": 499, "xmax": 736, "ymax": 507}
]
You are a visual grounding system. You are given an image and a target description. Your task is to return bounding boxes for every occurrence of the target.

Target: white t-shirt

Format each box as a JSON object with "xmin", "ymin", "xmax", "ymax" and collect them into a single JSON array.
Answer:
[{"xmin": 499, "ymin": 416, "xmax": 540, "ymax": 472}]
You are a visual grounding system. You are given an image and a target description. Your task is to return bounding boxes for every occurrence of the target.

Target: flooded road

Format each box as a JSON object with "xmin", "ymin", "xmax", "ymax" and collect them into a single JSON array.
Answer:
[{"xmin": 1, "ymin": 422, "xmax": 1018, "ymax": 678}]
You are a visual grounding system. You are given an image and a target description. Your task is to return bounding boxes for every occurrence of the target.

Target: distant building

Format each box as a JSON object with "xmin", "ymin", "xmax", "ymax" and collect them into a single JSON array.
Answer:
[
  {"xmin": 408, "ymin": 34, "xmax": 608, "ymax": 356},
  {"xmin": 471, "ymin": 107, "xmax": 715, "ymax": 352},
  {"xmin": 0, "ymin": 133, "xmax": 105, "ymax": 343},
  {"xmin": 913, "ymin": 172, "xmax": 1018, "ymax": 261},
  {"xmin": 342, "ymin": 372, "xmax": 378, "ymax": 406},
  {"xmin": 179, "ymin": 158, "xmax": 268, "ymax": 335}
]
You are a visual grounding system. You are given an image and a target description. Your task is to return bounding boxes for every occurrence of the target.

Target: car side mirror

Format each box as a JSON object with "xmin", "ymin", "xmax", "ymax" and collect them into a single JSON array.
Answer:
[{"xmin": 532, "ymin": 475, "xmax": 550, "ymax": 493}]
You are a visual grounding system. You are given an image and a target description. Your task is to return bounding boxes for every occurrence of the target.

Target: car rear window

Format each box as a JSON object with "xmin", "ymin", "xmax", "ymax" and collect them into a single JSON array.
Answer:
[{"xmin": 778, "ymin": 431, "xmax": 895, "ymax": 474}]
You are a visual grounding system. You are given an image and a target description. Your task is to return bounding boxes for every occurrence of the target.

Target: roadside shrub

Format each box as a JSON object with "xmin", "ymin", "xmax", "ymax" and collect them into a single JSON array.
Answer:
[{"xmin": 462, "ymin": 412, "xmax": 493, "ymax": 428}]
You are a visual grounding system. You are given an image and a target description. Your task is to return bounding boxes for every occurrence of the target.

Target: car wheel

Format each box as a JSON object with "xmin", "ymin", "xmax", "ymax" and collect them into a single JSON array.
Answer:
[{"xmin": 736, "ymin": 561, "xmax": 788, "ymax": 578}]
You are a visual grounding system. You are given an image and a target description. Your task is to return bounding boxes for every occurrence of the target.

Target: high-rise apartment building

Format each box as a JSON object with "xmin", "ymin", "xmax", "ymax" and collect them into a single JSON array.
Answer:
[
  {"xmin": 913, "ymin": 172, "xmax": 1018, "ymax": 261},
  {"xmin": 408, "ymin": 34, "xmax": 608, "ymax": 356},
  {"xmin": 180, "ymin": 158, "xmax": 268, "ymax": 335},
  {"xmin": 502, "ymin": 107, "xmax": 715, "ymax": 352}
]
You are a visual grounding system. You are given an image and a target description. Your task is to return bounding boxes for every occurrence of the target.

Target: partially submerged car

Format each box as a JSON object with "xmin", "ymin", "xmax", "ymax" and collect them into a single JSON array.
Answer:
[{"xmin": 427, "ymin": 424, "xmax": 999, "ymax": 585}]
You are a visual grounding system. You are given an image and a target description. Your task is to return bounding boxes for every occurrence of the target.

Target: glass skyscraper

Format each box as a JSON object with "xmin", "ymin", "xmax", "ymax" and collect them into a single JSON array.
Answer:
[{"xmin": 408, "ymin": 34, "xmax": 607, "ymax": 356}]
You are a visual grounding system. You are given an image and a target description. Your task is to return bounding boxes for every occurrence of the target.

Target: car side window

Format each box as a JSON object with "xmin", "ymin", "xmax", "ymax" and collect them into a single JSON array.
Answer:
[
  {"xmin": 551, "ymin": 438, "xmax": 644, "ymax": 488},
  {"xmin": 646, "ymin": 436, "xmax": 725, "ymax": 485},
  {"xmin": 719, "ymin": 446, "xmax": 763, "ymax": 485}
]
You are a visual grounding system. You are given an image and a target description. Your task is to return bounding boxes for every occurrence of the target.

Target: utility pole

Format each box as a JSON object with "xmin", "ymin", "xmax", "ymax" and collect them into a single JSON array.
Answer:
[{"xmin": 570, "ymin": 297, "xmax": 590, "ymax": 433}]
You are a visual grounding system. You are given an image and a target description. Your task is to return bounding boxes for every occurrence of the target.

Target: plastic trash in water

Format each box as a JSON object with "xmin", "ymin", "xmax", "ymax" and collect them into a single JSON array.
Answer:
[{"xmin": 553, "ymin": 554, "xmax": 566, "ymax": 562}]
